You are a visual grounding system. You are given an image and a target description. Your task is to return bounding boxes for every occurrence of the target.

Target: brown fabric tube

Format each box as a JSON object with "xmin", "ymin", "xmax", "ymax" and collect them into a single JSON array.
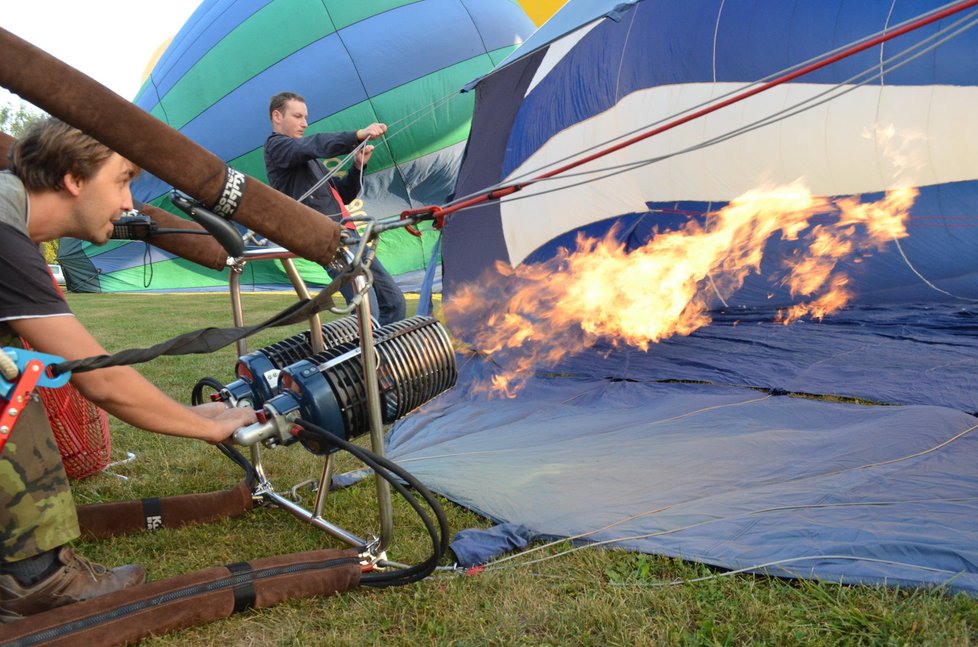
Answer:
[
  {"xmin": 0, "ymin": 549, "xmax": 361, "ymax": 646},
  {"xmin": 139, "ymin": 203, "xmax": 230, "ymax": 270},
  {"xmin": 0, "ymin": 131, "xmax": 14, "ymax": 169},
  {"xmin": 0, "ymin": 27, "xmax": 341, "ymax": 265},
  {"xmin": 76, "ymin": 481, "xmax": 254, "ymax": 539}
]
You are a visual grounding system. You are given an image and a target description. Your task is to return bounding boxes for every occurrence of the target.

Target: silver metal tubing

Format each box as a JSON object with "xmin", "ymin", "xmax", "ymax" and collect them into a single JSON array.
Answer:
[
  {"xmin": 261, "ymin": 489, "xmax": 368, "ymax": 549},
  {"xmin": 248, "ymin": 445, "xmax": 367, "ymax": 548},
  {"xmin": 249, "ymin": 444, "xmax": 269, "ymax": 495},
  {"xmin": 236, "ymin": 246, "xmax": 291, "ymax": 262},
  {"xmin": 312, "ymin": 453, "xmax": 335, "ymax": 520},
  {"xmin": 280, "ymin": 257, "xmax": 324, "ymax": 354},
  {"xmin": 228, "ymin": 266, "xmax": 247, "ymax": 356},
  {"xmin": 354, "ymin": 272, "xmax": 395, "ymax": 552},
  {"xmin": 227, "ymin": 245, "xmax": 326, "ymax": 356}
]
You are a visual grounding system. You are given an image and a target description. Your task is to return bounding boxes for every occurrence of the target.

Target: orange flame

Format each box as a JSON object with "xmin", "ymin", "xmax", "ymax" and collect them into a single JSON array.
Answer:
[{"xmin": 446, "ymin": 182, "xmax": 918, "ymax": 397}]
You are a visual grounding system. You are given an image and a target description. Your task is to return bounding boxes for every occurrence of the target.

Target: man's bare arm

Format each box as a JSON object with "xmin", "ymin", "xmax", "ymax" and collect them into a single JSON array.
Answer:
[{"xmin": 10, "ymin": 315, "xmax": 255, "ymax": 442}]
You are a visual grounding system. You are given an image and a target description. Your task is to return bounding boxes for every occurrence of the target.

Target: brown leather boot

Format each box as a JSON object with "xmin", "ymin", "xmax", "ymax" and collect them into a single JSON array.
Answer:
[{"xmin": 0, "ymin": 547, "xmax": 145, "ymax": 622}]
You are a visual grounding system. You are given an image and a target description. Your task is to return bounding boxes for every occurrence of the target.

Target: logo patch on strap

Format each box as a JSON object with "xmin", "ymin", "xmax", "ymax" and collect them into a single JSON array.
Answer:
[{"xmin": 213, "ymin": 167, "xmax": 246, "ymax": 220}]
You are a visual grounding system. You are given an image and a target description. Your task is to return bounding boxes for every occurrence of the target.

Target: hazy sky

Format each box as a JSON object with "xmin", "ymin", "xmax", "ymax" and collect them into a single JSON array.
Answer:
[{"xmin": 2, "ymin": 0, "xmax": 203, "ymax": 107}]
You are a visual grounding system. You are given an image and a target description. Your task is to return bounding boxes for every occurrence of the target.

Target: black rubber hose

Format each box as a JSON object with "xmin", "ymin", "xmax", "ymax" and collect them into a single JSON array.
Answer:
[
  {"xmin": 191, "ymin": 377, "xmax": 258, "ymax": 488},
  {"xmin": 191, "ymin": 376, "xmax": 226, "ymax": 405},
  {"xmin": 294, "ymin": 419, "xmax": 450, "ymax": 587},
  {"xmin": 295, "ymin": 424, "xmax": 443, "ymax": 587}
]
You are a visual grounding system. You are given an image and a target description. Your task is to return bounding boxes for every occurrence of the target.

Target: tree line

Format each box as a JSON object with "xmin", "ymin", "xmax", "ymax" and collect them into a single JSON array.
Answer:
[{"xmin": 0, "ymin": 98, "xmax": 45, "ymax": 137}]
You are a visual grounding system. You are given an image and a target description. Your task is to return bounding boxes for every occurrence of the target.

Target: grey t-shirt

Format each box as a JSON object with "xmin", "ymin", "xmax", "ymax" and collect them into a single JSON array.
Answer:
[
  {"xmin": 0, "ymin": 171, "xmax": 29, "ymax": 233},
  {"xmin": 0, "ymin": 172, "xmax": 71, "ymax": 345}
]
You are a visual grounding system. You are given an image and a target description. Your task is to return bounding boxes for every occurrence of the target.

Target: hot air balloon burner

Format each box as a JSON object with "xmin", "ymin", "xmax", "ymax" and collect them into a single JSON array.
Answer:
[
  {"xmin": 222, "ymin": 314, "xmax": 377, "ymax": 408},
  {"xmin": 233, "ymin": 316, "xmax": 456, "ymax": 451},
  {"xmin": 228, "ymin": 312, "xmax": 456, "ymax": 554},
  {"xmin": 190, "ymin": 209, "xmax": 457, "ymax": 554}
]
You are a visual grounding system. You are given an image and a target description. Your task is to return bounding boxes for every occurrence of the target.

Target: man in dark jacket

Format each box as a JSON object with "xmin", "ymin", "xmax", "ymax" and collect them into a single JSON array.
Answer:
[{"xmin": 264, "ymin": 91, "xmax": 406, "ymax": 325}]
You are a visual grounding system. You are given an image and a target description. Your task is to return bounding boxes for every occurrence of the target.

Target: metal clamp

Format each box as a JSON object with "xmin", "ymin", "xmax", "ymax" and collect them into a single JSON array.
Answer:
[{"xmin": 0, "ymin": 347, "xmax": 72, "ymax": 452}]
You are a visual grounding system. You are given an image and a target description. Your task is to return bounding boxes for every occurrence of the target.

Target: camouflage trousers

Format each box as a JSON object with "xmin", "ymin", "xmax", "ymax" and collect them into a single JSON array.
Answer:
[{"xmin": 0, "ymin": 394, "xmax": 79, "ymax": 563}]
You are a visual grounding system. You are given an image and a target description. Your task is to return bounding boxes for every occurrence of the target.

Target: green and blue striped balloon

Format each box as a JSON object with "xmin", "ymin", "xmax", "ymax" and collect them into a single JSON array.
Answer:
[{"xmin": 61, "ymin": 0, "xmax": 534, "ymax": 293}]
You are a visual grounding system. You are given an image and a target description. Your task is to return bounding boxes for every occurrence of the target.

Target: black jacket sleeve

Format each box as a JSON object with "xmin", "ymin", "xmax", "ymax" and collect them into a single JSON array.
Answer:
[
  {"xmin": 264, "ymin": 131, "xmax": 368, "ymax": 212},
  {"xmin": 265, "ymin": 131, "xmax": 359, "ymax": 171}
]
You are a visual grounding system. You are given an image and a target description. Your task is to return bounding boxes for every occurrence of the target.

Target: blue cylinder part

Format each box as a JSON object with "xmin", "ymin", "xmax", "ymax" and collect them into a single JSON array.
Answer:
[
  {"xmin": 233, "ymin": 351, "xmax": 281, "ymax": 405},
  {"xmin": 266, "ymin": 359, "xmax": 348, "ymax": 454}
]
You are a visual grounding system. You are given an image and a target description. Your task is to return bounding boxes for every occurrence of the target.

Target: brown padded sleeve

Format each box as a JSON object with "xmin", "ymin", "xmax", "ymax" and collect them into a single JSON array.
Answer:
[
  {"xmin": 76, "ymin": 480, "xmax": 254, "ymax": 539},
  {"xmin": 0, "ymin": 549, "xmax": 362, "ymax": 646},
  {"xmin": 0, "ymin": 28, "xmax": 341, "ymax": 265},
  {"xmin": 140, "ymin": 203, "xmax": 230, "ymax": 270}
]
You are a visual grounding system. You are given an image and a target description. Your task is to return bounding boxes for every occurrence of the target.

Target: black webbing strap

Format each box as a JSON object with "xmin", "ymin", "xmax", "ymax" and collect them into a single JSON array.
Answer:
[
  {"xmin": 225, "ymin": 561, "xmax": 257, "ymax": 613},
  {"xmin": 141, "ymin": 497, "xmax": 163, "ymax": 531},
  {"xmin": 51, "ymin": 264, "xmax": 361, "ymax": 376}
]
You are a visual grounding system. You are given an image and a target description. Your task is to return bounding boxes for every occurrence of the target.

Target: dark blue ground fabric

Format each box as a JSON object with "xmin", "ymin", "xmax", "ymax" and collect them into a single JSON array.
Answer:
[
  {"xmin": 540, "ymin": 303, "xmax": 978, "ymax": 412},
  {"xmin": 388, "ymin": 355, "xmax": 978, "ymax": 593},
  {"xmin": 450, "ymin": 524, "xmax": 535, "ymax": 568},
  {"xmin": 415, "ymin": 0, "xmax": 978, "ymax": 593}
]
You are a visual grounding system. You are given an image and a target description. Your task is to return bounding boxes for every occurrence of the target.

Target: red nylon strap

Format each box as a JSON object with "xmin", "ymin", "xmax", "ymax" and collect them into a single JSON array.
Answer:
[{"xmin": 330, "ymin": 185, "xmax": 358, "ymax": 231}]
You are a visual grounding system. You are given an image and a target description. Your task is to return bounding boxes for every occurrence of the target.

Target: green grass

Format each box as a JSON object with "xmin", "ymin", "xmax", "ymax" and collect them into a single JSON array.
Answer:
[{"xmin": 57, "ymin": 292, "xmax": 978, "ymax": 646}]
